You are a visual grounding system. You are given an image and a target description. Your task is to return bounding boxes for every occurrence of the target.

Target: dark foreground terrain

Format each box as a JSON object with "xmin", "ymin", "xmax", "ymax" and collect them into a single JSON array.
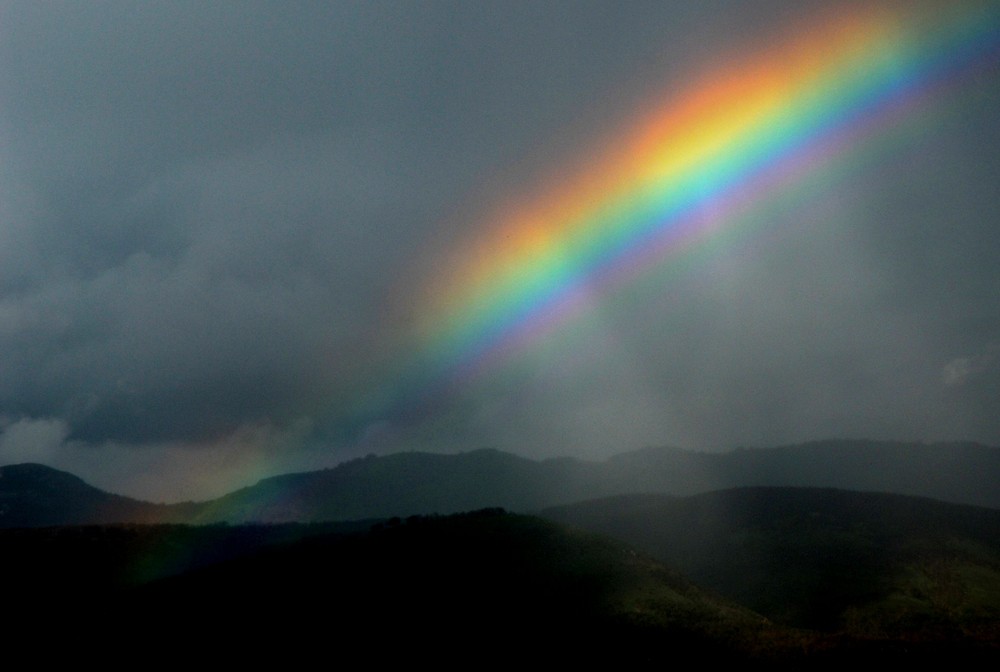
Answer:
[
  {"xmin": 5, "ymin": 501, "xmax": 1000, "ymax": 665},
  {"xmin": 5, "ymin": 511, "xmax": 787, "ymax": 665},
  {"xmin": 543, "ymin": 488, "xmax": 1000, "ymax": 640}
]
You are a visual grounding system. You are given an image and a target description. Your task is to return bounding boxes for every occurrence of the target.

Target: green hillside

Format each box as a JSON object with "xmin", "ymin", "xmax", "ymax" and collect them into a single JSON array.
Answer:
[{"xmin": 542, "ymin": 487, "xmax": 1000, "ymax": 646}]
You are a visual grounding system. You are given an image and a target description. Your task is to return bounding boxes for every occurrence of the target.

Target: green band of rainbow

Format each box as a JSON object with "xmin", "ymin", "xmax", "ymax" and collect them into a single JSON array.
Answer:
[{"xmin": 337, "ymin": 2, "xmax": 999, "ymax": 439}]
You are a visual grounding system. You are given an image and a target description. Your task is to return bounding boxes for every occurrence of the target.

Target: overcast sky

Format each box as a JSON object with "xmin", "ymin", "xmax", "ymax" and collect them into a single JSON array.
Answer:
[{"xmin": 1, "ymin": 1, "xmax": 998, "ymax": 501}]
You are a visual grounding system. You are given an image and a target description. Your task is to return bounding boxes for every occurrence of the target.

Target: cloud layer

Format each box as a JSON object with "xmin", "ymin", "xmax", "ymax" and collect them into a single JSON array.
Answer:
[{"xmin": 1, "ymin": 1, "xmax": 998, "ymax": 500}]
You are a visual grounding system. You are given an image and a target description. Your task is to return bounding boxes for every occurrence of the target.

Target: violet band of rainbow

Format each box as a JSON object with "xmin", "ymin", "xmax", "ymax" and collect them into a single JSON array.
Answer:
[{"xmin": 335, "ymin": 2, "xmax": 1000, "ymax": 437}]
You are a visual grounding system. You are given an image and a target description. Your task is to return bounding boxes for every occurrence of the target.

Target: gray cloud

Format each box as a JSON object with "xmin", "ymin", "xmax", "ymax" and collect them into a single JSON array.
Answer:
[
  {"xmin": 0, "ymin": 1, "xmax": 998, "ymax": 499},
  {"xmin": 943, "ymin": 343, "xmax": 1000, "ymax": 386}
]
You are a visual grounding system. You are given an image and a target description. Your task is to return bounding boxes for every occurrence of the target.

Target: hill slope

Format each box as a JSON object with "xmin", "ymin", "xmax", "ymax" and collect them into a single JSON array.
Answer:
[
  {"xmin": 194, "ymin": 440, "xmax": 1000, "ymax": 523},
  {"xmin": 5, "ymin": 506, "xmax": 998, "ymax": 663},
  {"xmin": 0, "ymin": 463, "xmax": 192, "ymax": 527},
  {"xmin": 6, "ymin": 511, "xmax": 799, "ymax": 665},
  {"xmin": 542, "ymin": 487, "xmax": 1000, "ymax": 642}
]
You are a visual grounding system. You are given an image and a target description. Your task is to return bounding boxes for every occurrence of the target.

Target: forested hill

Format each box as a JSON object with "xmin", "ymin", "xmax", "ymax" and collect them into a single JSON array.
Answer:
[
  {"xmin": 6, "ymin": 507, "xmax": 997, "ymax": 663},
  {"xmin": 541, "ymin": 487, "xmax": 1000, "ymax": 641}
]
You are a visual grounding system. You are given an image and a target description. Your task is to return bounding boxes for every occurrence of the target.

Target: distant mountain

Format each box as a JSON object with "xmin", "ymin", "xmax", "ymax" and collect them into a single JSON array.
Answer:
[
  {"xmin": 2, "ymin": 439, "xmax": 998, "ymax": 526},
  {"xmin": 542, "ymin": 487, "xmax": 1000, "ymax": 640},
  {"xmin": 191, "ymin": 448, "xmax": 601, "ymax": 523},
  {"xmin": 192, "ymin": 440, "xmax": 1000, "ymax": 524},
  {"xmin": 0, "ymin": 463, "xmax": 192, "ymax": 527},
  {"xmin": 613, "ymin": 440, "xmax": 1000, "ymax": 507}
]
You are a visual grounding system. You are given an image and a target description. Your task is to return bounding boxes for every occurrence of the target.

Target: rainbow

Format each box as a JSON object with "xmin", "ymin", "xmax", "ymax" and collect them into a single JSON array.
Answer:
[{"xmin": 343, "ymin": 2, "xmax": 1000, "ymax": 436}]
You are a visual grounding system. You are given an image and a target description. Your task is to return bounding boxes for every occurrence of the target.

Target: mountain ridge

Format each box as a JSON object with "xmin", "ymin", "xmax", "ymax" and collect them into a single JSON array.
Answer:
[
  {"xmin": 2, "ymin": 438, "xmax": 998, "ymax": 526},
  {"xmin": 0, "ymin": 462, "xmax": 194, "ymax": 527}
]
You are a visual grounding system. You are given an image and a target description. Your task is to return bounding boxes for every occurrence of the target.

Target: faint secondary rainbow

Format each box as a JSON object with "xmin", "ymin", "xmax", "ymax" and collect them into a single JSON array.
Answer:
[{"xmin": 344, "ymin": 2, "xmax": 1000, "ymax": 435}]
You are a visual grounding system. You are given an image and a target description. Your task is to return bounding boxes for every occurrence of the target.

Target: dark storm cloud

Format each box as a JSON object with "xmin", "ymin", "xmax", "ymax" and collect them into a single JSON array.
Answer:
[
  {"xmin": 0, "ymin": 0, "xmax": 998, "ymax": 499},
  {"xmin": 0, "ymin": 0, "xmax": 731, "ymax": 445}
]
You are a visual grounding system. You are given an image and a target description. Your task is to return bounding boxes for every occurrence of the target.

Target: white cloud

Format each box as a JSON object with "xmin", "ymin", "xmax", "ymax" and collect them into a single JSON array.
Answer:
[
  {"xmin": 0, "ymin": 416, "xmax": 71, "ymax": 464},
  {"xmin": 942, "ymin": 358, "xmax": 973, "ymax": 386},
  {"xmin": 942, "ymin": 342, "xmax": 999, "ymax": 387}
]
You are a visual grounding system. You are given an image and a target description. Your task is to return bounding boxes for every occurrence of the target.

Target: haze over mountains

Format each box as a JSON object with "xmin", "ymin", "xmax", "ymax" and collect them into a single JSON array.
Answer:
[{"xmin": 2, "ymin": 439, "xmax": 998, "ymax": 527}]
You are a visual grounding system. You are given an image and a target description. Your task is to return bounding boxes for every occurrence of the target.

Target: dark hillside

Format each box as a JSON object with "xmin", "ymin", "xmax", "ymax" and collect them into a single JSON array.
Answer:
[
  {"xmin": 6, "ymin": 511, "xmax": 799, "ymax": 666},
  {"xmin": 5, "ymin": 508, "xmax": 998, "ymax": 665},
  {"xmin": 543, "ymin": 487, "xmax": 1000, "ymax": 642},
  {"xmin": 0, "ymin": 519, "xmax": 370, "ymax": 600},
  {"xmin": 0, "ymin": 463, "xmax": 192, "ymax": 526},
  {"xmin": 123, "ymin": 511, "xmax": 791, "ymax": 665}
]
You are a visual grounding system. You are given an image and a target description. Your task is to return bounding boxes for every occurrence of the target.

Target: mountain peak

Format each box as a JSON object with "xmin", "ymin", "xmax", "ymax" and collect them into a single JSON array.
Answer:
[{"xmin": 0, "ymin": 462, "xmax": 90, "ymax": 489}]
